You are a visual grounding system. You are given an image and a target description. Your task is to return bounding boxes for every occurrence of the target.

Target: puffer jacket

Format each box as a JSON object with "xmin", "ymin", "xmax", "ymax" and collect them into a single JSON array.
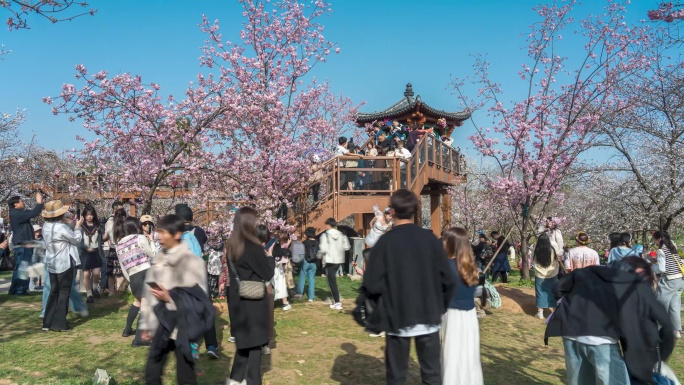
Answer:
[{"xmin": 318, "ymin": 228, "xmax": 350, "ymax": 265}]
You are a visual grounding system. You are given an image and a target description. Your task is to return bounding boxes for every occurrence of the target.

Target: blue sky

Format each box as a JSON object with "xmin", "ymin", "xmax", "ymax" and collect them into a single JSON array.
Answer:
[{"xmin": 0, "ymin": 0, "xmax": 657, "ymax": 155}]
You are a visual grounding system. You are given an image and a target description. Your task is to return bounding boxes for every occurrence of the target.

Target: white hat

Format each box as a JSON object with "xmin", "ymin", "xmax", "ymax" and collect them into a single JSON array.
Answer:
[{"xmin": 33, "ymin": 224, "xmax": 42, "ymax": 232}]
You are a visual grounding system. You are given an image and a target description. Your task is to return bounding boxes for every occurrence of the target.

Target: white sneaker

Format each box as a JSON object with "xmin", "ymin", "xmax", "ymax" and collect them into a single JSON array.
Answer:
[
  {"xmin": 78, "ymin": 309, "xmax": 89, "ymax": 317},
  {"xmin": 308, "ymin": 299, "xmax": 314, "ymax": 302},
  {"xmin": 282, "ymin": 304, "xmax": 292, "ymax": 311},
  {"xmin": 369, "ymin": 332, "xmax": 386, "ymax": 338},
  {"xmin": 676, "ymin": 330, "xmax": 681, "ymax": 339},
  {"xmin": 329, "ymin": 302, "xmax": 342, "ymax": 310},
  {"xmin": 228, "ymin": 336, "xmax": 236, "ymax": 343},
  {"xmin": 535, "ymin": 311, "xmax": 544, "ymax": 319}
]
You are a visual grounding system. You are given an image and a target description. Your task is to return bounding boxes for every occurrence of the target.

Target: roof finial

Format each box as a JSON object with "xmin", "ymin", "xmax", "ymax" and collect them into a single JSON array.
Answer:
[{"xmin": 404, "ymin": 83, "xmax": 414, "ymax": 98}]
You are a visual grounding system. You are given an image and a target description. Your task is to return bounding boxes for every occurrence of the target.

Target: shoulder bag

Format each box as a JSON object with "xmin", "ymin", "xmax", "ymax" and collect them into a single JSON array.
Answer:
[{"xmin": 226, "ymin": 256, "xmax": 266, "ymax": 300}]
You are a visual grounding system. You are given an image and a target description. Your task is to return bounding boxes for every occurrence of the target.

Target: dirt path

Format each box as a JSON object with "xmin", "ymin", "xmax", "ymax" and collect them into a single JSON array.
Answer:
[{"xmin": 495, "ymin": 285, "xmax": 538, "ymax": 316}]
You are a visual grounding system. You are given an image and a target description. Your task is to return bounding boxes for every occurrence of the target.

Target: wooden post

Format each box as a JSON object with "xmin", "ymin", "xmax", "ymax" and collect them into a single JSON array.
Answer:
[
  {"xmin": 354, "ymin": 213, "xmax": 364, "ymax": 237},
  {"xmin": 441, "ymin": 189, "xmax": 451, "ymax": 230},
  {"xmin": 430, "ymin": 191, "xmax": 440, "ymax": 237}
]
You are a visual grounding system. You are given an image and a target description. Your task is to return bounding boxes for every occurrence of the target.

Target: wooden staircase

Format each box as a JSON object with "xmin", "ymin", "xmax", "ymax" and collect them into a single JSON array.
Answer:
[{"xmin": 291, "ymin": 134, "xmax": 465, "ymax": 235}]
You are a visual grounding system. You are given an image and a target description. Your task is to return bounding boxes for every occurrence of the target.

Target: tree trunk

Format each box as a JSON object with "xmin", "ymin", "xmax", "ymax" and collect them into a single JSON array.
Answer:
[
  {"xmin": 141, "ymin": 185, "xmax": 159, "ymax": 215},
  {"xmin": 520, "ymin": 217, "xmax": 531, "ymax": 281}
]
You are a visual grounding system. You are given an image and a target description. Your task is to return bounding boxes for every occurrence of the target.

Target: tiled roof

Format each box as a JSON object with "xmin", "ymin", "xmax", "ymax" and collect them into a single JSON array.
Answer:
[{"xmin": 356, "ymin": 83, "xmax": 470, "ymax": 124}]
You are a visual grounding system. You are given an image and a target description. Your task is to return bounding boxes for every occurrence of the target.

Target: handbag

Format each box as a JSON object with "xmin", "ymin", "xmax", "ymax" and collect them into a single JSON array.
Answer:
[{"xmin": 227, "ymin": 256, "xmax": 266, "ymax": 300}]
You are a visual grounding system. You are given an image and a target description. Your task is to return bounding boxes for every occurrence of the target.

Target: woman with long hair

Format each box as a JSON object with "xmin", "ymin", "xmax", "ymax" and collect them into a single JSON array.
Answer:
[
  {"xmin": 652, "ymin": 231, "xmax": 684, "ymax": 339},
  {"xmin": 115, "ymin": 216, "xmax": 156, "ymax": 340},
  {"xmin": 106, "ymin": 208, "xmax": 127, "ymax": 294},
  {"xmin": 440, "ymin": 227, "xmax": 484, "ymax": 385},
  {"xmin": 227, "ymin": 207, "xmax": 275, "ymax": 385},
  {"xmin": 532, "ymin": 233, "xmax": 559, "ymax": 319},
  {"xmin": 80, "ymin": 205, "xmax": 103, "ymax": 303}
]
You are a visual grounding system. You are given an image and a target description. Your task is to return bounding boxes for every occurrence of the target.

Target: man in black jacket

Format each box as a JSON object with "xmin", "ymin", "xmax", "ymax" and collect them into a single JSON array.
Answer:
[
  {"xmin": 545, "ymin": 261, "xmax": 674, "ymax": 385},
  {"xmin": 8, "ymin": 192, "xmax": 43, "ymax": 295},
  {"xmin": 364, "ymin": 189, "xmax": 455, "ymax": 385}
]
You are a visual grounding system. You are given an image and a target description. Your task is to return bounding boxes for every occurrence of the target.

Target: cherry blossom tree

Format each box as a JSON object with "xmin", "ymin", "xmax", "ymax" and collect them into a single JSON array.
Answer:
[
  {"xmin": 2, "ymin": 0, "xmax": 95, "ymax": 30},
  {"xmin": 452, "ymin": 0, "xmax": 655, "ymax": 279},
  {"xmin": 648, "ymin": 2, "xmax": 684, "ymax": 23},
  {"xmin": 48, "ymin": 0, "xmax": 359, "ymax": 224},
  {"xmin": 597, "ymin": 55, "xmax": 684, "ymax": 232}
]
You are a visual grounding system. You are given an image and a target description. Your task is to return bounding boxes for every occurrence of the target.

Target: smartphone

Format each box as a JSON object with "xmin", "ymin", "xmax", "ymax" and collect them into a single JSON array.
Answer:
[
  {"xmin": 146, "ymin": 281, "xmax": 161, "ymax": 290},
  {"xmin": 76, "ymin": 206, "xmax": 81, "ymax": 220},
  {"xmin": 264, "ymin": 237, "xmax": 277, "ymax": 251}
]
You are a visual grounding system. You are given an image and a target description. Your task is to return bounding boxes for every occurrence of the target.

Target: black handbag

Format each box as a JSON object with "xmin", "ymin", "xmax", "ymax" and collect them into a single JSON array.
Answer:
[{"xmin": 352, "ymin": 288, "xmax": 384, "ymax": 334}]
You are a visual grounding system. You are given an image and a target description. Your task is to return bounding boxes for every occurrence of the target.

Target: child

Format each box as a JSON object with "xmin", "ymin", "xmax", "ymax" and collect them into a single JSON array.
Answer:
[{"xmin": 140, "ymin": 214, "xmax": 211, "ymax": 385}]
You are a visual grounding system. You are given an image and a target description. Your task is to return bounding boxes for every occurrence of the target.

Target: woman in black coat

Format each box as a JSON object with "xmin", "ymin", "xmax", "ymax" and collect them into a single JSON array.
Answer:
[{"xmin": 227, "ymin": 207, "xmax": 275, "ymax": 385}]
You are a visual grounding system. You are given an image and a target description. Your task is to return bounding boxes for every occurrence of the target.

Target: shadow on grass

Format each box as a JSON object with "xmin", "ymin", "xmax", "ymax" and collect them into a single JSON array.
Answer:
[{"xmin": 331, "ymin": 343, "xmax": 386, "ymax": 384}]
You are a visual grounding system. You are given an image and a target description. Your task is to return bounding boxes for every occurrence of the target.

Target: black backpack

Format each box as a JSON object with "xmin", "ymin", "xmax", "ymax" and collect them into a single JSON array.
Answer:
[{"xmin": 305, "ymin": 240, "xmax": 319, "ymax": 263}]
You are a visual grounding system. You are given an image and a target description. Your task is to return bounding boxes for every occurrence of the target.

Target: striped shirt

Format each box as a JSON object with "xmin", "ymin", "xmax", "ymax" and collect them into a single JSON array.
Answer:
[{"xmin": 655, "ymin": 246, "xmax": 684, "ymax": 278}]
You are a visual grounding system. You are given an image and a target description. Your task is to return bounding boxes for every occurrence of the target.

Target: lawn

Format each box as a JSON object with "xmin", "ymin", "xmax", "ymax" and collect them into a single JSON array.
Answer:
[{"xmin": 0, "ymin": 273, "xmax": 682, "ymax": 385}]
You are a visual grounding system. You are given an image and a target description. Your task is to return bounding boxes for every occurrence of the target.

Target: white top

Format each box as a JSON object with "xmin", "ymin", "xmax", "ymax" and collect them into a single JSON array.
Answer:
[
  {"xmin": 568, "ymin": 246, "xmax": 600, "ymax": 270},
  {"xmin": 395, "ymin": 147, "xmax": 411, "ymax": 159},
  {"xmin": 335, "ymin": 145, "xmax": 349, "ymax": 157},
  {"xmin": 547, "ymin": 228, "xmax": 564, "ymax": 256},
  {"xmin": 565, "ymin": 336, "xmax": 618, "ymax": 345},
  {"xmin": 105, "ymin": 217, "xmax": 115, "ymax": 248},
  {"xmin": 43, "ymin": 222, "xmax": 83, "ymax": 274}
]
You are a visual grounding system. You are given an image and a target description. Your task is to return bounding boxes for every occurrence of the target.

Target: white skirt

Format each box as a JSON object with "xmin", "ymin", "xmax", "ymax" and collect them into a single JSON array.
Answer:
[
  {"xmin": 273, "ymin": 265, "xmax": 288, "ymax": 301},
  {"xmin": 440, "ymin": 308, "xmax": 484, "ymax": 385}
]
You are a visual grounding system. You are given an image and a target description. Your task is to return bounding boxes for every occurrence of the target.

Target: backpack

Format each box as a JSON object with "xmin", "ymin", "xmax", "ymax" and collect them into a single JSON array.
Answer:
[
  {"xmin": 305, "ymin": 240, "xmax": 319, "ymax": 263},
  {"xmin": 290, "ymin": 241, "xmax": 305, "ymax": 264},
  {"xmin": 484, "ymin": 280, "xmax": 502, "ymax": 309},
  {"xmin": 181, "ymin": 231, "xmax": 203, "ymax": 258}
]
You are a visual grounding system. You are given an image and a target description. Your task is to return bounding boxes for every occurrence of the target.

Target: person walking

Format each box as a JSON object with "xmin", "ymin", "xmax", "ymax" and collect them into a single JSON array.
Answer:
[
  {"xmin": 140, "ymin": 214, "xmax": 212, "ymax": 385},
  {"xmin": 41, "ymin": 200, "xmax": 83, "ymax": 332},
  {"xmin": 296, "ymin": 227, "xmax": 318, "ymax": 302},
  {"xmin": 174, "ymin": 203, "xmax": 219, "ymax": 358},
  {"xmin": 226, "ymin": 207, "xmax": 275, "ymax": 385},
  {"xmin": 652, "ymin": 231, "xmax": 684, "ymax": 339},
  {"xmin": 317, "ymin": 218, "xmax": 350, "ymax": 310},
  {"xmin": 440, "ymin": 227, "xmax": 484, "ymax": 385},
  {"xmin": 8, "ymin": 192, "xmax": 44, "ymax": 295},
  {"xmin": 80, "ymin": 205, "xmax": 103, "ymax": 303},
  {"xmin": 545, "ymin": 258, "xmax": 675, "ymax": 385},
  {"xmin": 364, "ymin": 189, "xmax": 455, "ymax": 385},
  {"xmin": 532, "ymin": 233, "xmax": 560, "ymax": 320},
  {"xmin": 114, "ymin": 216, "xmax": 156, "ymax": 339}
]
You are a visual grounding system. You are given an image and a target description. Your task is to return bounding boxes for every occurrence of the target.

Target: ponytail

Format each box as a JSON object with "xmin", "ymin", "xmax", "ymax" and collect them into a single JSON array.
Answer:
[{"xmin": 653, "ymin": 231, "xmax": 678, "ymax": 255}]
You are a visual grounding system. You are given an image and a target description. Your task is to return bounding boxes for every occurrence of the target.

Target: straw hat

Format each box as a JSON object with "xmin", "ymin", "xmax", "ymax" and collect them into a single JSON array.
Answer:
[
  {"xmin": 140, "ymin": 215, "xmax": 154, "ymax": 224},
  {"xmin": 41, "ymin": 200, "xmax": 69, "ymax": 219}
]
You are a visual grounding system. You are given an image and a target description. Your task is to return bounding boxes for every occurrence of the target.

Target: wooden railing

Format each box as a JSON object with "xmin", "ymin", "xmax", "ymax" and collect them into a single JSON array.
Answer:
[{"xmin": 291, "ymin": 134, "xmax": 465, "ymax": 228}]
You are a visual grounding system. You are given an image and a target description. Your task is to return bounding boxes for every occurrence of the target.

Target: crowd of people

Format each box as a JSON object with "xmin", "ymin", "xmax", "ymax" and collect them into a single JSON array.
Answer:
[{"xmin": 3, "ymin": 180, "xmax": 683, "ymax": 385}]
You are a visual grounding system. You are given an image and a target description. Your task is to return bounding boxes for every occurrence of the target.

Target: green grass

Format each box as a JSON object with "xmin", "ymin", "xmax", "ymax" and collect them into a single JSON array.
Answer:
[{"xmin": 0, "ymin": 275, "xmax": 682, "ymax": 385}]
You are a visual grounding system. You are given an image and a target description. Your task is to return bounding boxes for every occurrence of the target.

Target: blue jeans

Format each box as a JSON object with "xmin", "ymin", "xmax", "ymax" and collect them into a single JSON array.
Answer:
[
  {"xmin": 41, "ymin": 264, "xmax": 87, "ymax": 317},
  {"xmin": 562, "ymin": 338, "xmax": 630, "ymax": 385},
  {"xmin": 297, "ymin": 260, "xmax": 316, "ymax": 300},
  {"xmin": 657, "ymin": 277, "xmax": 684, "ymax": 332},
  {"xmin": 8, "ymin": 247, "xmax": 33, "ymax": 295}
]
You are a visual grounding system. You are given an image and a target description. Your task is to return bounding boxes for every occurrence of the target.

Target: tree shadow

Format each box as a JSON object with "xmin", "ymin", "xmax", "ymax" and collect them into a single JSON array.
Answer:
[
  {"xmin": 480, "ymin": 333, "xmax": 567, "ymax": 385},
  {"xmin": 496, "ymin": 286, "xmax": 538, "ymax": 316}
]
